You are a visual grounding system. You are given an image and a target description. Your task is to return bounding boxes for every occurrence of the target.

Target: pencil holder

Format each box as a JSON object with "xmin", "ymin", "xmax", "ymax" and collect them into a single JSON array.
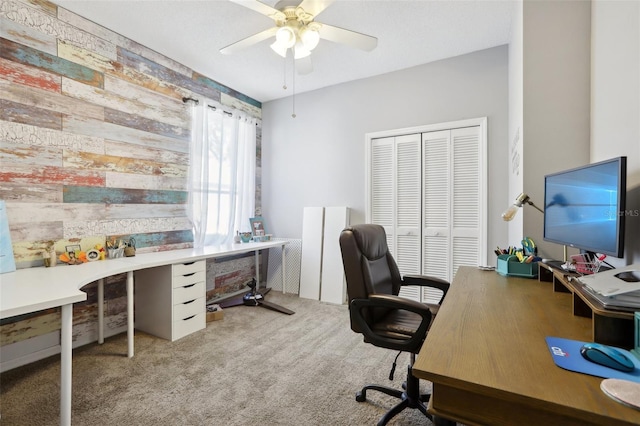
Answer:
[
  {"xmin": 108, "ymin": 248, "xmax": 124, "ymax": 259},
  {"xmin": 496, "ymin": 254, "xmax": 538, "ymax": 278}
]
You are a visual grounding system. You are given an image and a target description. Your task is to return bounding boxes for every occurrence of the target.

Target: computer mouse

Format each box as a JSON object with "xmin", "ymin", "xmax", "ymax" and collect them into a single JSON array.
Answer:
[
  {"xmin": 615, "ymin": 270, "xmax": 640, "ymax": 283},
  {"xmin": 580, "ymin": 343, "xmax": 635, "ymax": 372}
]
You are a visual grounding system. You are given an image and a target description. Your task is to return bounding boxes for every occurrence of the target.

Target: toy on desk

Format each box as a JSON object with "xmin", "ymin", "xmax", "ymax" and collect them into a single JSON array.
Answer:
[{"xmin": 94, "ymin": 244, "xmax": 106, "ymax": 260}]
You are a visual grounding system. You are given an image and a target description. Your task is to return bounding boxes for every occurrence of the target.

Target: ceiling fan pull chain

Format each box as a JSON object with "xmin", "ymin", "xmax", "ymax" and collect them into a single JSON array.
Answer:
[
  {"xmin": 282, "ymin": 54, "xmax": 287, "ymax": 90},
  {"xmin": 291, "ymin": 59, "xmax": 296, "ymax": 118}
]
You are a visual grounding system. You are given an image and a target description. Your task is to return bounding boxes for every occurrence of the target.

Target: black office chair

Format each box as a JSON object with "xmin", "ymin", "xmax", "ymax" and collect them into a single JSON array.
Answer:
[{"xmin": 339, "ymin": 224, "xmax": 450, "ymax": 426}]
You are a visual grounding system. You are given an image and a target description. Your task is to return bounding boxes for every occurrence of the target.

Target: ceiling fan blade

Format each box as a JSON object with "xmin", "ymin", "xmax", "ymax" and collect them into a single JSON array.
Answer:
[
  {"xmin": 220, "ymin": 27, "xmax": 278, "ymax": 54},
  {"xmin": 296, "ymin": 55, "xmax": 313, "ymax": 75},
  {"xmin": 229, "ymin": 0, "xmax": 286, "ymax": 21},
  {"xmin": 297, "ymin": 0, "xmax": 335, "ymax": 18},
  {"xmin": 318, "ymin": 23, "xmax": 377, "ymax": 51}
]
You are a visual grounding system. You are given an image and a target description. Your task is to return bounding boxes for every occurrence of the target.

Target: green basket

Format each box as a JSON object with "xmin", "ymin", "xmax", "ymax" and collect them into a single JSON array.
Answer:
[{"xmin": 496, "ymin": 254, "xmax": 538, "ymax": 278}]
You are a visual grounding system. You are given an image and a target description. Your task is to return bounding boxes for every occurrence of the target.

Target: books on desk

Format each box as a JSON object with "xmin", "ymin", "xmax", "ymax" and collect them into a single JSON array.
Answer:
[{"xmin": 575, "ymin": 263, "xmax": 640, "ymax": 309}]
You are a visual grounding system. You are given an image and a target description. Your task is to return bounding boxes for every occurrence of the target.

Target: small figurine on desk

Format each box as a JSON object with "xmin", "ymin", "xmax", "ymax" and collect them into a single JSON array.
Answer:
[{"xmin": 42, "ymin": 241, "xmax": 57, "ymax": 267}]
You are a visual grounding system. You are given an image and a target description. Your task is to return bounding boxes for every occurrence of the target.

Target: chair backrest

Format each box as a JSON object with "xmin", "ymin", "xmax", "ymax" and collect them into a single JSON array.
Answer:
[{"xmin": 339, "ymin": 224, "xmax": 403, "ymax": 331}]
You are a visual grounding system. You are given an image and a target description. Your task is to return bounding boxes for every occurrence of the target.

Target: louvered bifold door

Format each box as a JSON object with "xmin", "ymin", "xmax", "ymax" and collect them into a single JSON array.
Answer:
[
  {"xmin": 451, "ymin": 126, "xmax": 482, "ymax": 277},
  {"xmin": 422, "ymin": 130, "xmax": 451, "ymax": 293},
  {"xmin": 370, "ymin": 137, "xmax": 395, "ymax": 253},
  {"xmin": 394, "ymin": 135, "xmax": 422, "ymax": 302}
]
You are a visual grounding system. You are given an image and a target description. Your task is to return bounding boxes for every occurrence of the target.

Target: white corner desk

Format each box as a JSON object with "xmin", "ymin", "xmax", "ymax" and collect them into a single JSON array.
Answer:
[{"xmin": 0, "ymin": 240, "xmax": 288, "ymax": 426}]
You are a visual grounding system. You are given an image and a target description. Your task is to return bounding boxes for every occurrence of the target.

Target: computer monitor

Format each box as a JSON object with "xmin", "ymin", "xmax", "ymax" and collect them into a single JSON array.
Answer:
[{"xmin": 543, "ymin": 156, "xmax": 627, "ymax": 258}]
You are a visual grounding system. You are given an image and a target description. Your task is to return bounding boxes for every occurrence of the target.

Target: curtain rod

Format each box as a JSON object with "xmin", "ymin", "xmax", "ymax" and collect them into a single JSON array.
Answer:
[
  {"xmin": 182, "ymin": 96, "xmax": 258, "ymax": 125},
  {"xmin": 182, "ymin": 96, "xmax": 199, "ymax": 104},
  {"xmin": 182, "ymin": 96, "xmax": 232, "ymax": 116}
]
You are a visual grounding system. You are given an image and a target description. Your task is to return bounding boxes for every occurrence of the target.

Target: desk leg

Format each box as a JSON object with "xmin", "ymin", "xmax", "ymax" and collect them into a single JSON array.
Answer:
[
  {"xmin": 255, "ymin": 250, "xmax": 260, "ymax": 286},
  {"xmin": 98, "ymin": 278, "xmax": 104, "ymax": 344},
  {"xmin": 60, "ymin": 303, "xmax": 72, "ymax": 426},
  {"xmin": 127, "ymin": 271, "xmax": 134, "ymax": 358},
  {"xmin": 281, "ymin": 243, "xmax": 286, "ymax": 294}
]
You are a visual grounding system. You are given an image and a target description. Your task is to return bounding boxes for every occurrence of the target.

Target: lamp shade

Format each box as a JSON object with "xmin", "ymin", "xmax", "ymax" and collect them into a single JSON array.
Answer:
[
  {"xmin": 275, "ymin": 26, "xmax": 296, "ymax": 49},
  {"xmin": 299, "ymin": 26, "xmax": 320, "ymax": 51},
  {"xmin": 270, "ymin": 40, "xmax": 288, "ymax": 58},
  {"xmin": 293, "ymin": 41, "xmax": 311, "ymax": 59}
]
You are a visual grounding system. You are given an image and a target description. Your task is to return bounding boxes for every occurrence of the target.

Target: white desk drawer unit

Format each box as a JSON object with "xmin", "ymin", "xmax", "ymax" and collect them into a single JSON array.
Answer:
[{"xmin": 135, "ymin": 260, "xmax": 207, "ymax": 341}]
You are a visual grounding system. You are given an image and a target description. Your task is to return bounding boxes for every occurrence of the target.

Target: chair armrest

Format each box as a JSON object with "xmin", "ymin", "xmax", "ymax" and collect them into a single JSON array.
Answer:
[
  {"xmin": 350, "ymin": 294, "xmax": 433, "ymax": 353},
  {"xmin": 402, "ymin": 274, "xmax": 450, "ymax": 304}
]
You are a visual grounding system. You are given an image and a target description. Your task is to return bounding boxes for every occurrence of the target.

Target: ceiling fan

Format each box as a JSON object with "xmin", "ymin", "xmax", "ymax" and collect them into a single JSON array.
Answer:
[{"xmin": 220, "ymin": 0, "xmax": 378, "ymax": 74}]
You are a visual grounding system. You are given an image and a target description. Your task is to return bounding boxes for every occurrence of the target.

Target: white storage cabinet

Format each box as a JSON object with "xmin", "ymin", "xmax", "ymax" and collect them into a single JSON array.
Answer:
[{"xmin": 135, "ymin": 260, "xmax": 206, "ymax": 341}]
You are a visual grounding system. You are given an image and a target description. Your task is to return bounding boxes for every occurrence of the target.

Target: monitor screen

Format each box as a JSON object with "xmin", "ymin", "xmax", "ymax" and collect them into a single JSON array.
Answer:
[{"xmin": 543, "ymin": 156, "xmax": 627, "ymax": 258}]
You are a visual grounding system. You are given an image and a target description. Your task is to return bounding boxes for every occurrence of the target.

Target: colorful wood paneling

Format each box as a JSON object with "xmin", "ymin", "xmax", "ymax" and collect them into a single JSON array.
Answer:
[
  {"xmin": 63, "ymin": 186, "xmax": 188, "ymax": 205},
  {"xmin": 0, "ymin": 0, "xmax": 263, "ymax": 357}
]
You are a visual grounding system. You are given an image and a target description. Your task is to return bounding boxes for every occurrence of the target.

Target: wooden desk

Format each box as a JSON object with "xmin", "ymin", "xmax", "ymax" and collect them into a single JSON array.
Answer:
[
  {"xmin": 0, "ymin": 240, "xmax": 288, "ymax": 426},
  {"xmin": 413, "ymin": 266, "xmax": 640, "ymax": 426}
]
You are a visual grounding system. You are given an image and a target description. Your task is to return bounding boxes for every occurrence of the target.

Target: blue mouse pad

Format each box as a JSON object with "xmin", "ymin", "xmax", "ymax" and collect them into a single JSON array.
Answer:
[{"xmin": 546, "ymin": 337, "xmax": 640, "ymax": 383}]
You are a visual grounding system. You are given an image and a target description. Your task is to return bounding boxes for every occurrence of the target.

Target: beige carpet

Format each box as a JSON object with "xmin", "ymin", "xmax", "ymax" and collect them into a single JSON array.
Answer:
[{"xmin": 1, "ymin": 292, "xmax": 440, "ymax": 425}]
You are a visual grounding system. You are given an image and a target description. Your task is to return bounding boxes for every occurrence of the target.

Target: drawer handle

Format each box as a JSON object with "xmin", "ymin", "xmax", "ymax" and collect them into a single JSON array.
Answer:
[
  {"xmin": 183, "ymin": 299, "xmax": 195, "ymax": 305},
  {"xmin": 183, "ymin": 283, "xmax": 196, "ymax": 289},
  {"xmin": 182, "ymin": 272, "xmax": 196, "ymax": 277},
  {"xmin": 183, "ymin": 315, "xmax": 196, "ymax": 321},
  {"xmin": 183, "ymin": 261, "xmax": 195, "ymax": 266}
]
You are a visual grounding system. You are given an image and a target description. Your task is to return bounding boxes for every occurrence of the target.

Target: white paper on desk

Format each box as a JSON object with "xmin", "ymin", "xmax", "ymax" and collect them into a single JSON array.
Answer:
[{"xmin": 579, "ymin": 263, "xmax": 640, "ymax": 296}]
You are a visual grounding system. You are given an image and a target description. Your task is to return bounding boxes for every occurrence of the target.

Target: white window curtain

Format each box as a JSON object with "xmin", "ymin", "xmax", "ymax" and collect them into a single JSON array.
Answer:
[{"xmin": 188, "ymin": 100, "xmax": 257, "ymax": 247}]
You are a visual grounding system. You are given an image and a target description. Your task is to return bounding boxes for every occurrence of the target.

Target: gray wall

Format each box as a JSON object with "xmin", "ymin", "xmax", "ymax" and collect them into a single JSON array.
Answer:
[
  {"xmin": 262, "ymin": 45, "xmax": 509, "ymax": 258},
  {"xmin": 522, "ymin": 0, "xmax": 592, "ymax": 261},
  {"xmin": 507, "ymin": 0, "xmax": 639, "ymax": 265},
  {"xmin": 591, "ymin": 0, "xmax": 640, "ymax": 265}
]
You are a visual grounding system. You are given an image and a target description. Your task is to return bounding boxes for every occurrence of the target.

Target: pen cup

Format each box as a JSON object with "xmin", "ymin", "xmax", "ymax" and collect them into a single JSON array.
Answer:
[{"xmin": 108, "ymin": 248, "xmax": 124, "ymax": 259}]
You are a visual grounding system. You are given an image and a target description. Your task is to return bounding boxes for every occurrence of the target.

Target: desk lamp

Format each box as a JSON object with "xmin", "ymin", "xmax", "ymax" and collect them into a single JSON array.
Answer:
[
  {"xmin": 502, "ymin": 193, "xmax": 544, "ymax": 221},
  {"xmin": 502, "ymin": 193, "xmax": 568, "ymax": 261}
]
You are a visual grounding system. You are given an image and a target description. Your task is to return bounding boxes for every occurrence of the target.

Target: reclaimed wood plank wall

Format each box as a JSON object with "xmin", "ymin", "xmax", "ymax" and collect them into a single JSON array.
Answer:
[{"xmin": 0, "ymin": 0, "xmax": 264, "ymax": 362}]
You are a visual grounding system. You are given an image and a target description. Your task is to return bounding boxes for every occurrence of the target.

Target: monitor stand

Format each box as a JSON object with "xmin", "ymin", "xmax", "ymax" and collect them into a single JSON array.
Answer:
[{"xmin": 541, "ymin": 259, "xmax": 566, "ymax": 271}]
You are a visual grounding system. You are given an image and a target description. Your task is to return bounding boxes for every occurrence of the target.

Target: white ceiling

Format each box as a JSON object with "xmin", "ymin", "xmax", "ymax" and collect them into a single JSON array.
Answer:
[{"xmin": 52, "ymin": 0, "xmax": 515, "ymax": 103}]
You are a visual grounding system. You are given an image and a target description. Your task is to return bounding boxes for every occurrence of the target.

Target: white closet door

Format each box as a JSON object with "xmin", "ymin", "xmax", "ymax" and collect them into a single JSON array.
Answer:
[
  {"xmin": 422, "ymin": 130, "xmax": 451, "ymax": 283},
  {"xmin": 370, "ymin": 137, "xmax": 395, "ymax": 252},
  {"xmin": 451, "ymin": 126, "xmax": 483, "ymax": 277},
  {"xmin": 367, "ymin": 118, "xmax": 487, "ymax": 305},
  {"xmin": 395, "ymin": 135, "xmax": 422, "ymax": 301}
]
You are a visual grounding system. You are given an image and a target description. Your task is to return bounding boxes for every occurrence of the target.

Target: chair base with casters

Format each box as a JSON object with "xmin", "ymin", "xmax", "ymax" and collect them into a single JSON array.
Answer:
[{"xmin": 356, "ymin": 354, "xmax": 431, "ymax": 426}]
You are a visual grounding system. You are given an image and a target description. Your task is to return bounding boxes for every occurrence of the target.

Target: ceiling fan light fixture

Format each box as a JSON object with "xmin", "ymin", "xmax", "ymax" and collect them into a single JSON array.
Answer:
[
  {"xmin": 270, "ymin": 40, "xmax": 288, "ymax": 58},
  {"xmin": 299, "ymin": 25, "xmax": 320, "ymax": 51},
  {"xmin": 293, "ymin": 41, "xmax": 311, "ymax": 59},
  {"xmin": 275, "ymin": 26, "xmax": 296, "ymax": 49}
]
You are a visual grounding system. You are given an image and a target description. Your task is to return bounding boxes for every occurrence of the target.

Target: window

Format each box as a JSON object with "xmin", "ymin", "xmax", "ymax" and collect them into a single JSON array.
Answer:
[{"xmin": 188, "ymin": 101, "xmax": 257, "ymax": 247}]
